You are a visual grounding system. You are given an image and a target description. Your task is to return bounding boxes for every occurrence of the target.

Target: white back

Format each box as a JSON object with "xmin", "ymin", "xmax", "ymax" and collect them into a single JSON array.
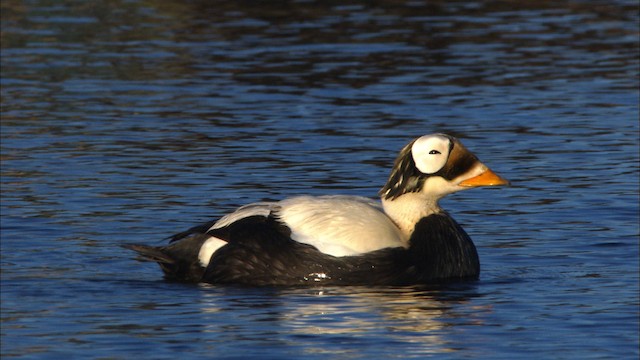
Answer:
[
  {"xmin": 277, "ymin": 195, "xmax": 408, "ymax": 256},
  {"xmin": 210, "ymin": 202, "xmax": 276, "ymax": 230},
  {"xmin": 204, "ymin": 195, "xmax": 407, "ymax": 258}
]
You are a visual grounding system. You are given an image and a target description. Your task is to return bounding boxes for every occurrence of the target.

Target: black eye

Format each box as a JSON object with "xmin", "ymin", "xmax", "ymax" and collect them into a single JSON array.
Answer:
[{"xmin": 429, "ymin": 150, "xmax": 441, "ymax": 155}]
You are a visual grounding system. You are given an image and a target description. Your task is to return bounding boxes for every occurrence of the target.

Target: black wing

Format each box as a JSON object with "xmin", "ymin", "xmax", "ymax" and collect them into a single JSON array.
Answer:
[{"xmin": 168, "ymin": 218, "xmax": 218, "ymax": 243}]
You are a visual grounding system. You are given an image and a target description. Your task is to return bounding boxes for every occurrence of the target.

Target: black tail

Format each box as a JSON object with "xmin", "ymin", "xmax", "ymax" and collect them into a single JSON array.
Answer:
[
  {"xmin": 122, "ymin": 233, "xmax": 212, "ymax": 283},
  {"xmin": 122, "ymin": 244, "xmax": 175, "ymax": 264}
]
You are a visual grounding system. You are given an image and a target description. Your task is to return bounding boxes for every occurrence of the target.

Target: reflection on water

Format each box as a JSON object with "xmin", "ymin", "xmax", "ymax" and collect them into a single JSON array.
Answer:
[
  {"xmin": 196, "ymin": 285, "xmax": 483, "ymax": 356},
  {"xmin": 1, "ymin": 0, "xmax": 638, "ymax": 359}
]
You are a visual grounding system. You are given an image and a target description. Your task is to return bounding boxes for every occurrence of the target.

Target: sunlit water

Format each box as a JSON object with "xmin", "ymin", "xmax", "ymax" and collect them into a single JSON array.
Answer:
[{"xmin": 1, "ymin": 0, "xmax": 638, "ymax": 358}]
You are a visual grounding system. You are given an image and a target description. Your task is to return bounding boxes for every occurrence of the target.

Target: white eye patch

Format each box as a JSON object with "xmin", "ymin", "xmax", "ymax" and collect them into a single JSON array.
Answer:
[{"xmin": 411, "ymin": 134, "xmax": 451, "ymax": 174}]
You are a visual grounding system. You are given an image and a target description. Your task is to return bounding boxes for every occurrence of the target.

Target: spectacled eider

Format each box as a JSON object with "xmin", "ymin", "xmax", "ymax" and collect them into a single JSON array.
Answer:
[{"xmin": 123, "ymin": 133, "xmax": 509, "ymax": 286}]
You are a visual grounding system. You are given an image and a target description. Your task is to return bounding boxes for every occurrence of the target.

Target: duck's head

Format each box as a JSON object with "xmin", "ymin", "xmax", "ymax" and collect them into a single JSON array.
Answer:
[{"xmin": 379, "ymin": 134, "xmax": 509, "ymax": 201}]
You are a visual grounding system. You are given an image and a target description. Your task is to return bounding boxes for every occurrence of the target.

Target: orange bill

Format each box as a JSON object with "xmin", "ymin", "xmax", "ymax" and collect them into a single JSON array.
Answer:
[{"xmin": 459, "ymin": 169, "xmax": 510, "ymax": 187}]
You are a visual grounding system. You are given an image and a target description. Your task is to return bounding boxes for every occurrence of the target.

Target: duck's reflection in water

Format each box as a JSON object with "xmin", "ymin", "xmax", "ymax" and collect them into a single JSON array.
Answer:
[{"xmin": 197, "ymin": 284, "xmax": 488, "ymax": 356}]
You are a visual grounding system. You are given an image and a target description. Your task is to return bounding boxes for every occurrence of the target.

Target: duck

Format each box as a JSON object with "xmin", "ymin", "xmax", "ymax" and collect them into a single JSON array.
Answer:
[{"xmin": 123, "ymin": 133, "xmax": 509, "ymax": 286}]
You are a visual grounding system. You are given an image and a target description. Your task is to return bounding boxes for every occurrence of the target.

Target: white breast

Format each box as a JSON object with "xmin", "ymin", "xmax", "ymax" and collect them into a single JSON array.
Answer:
[{"xmin": 277, "ymin": 195, "xmax": 408, "ymax": 256}]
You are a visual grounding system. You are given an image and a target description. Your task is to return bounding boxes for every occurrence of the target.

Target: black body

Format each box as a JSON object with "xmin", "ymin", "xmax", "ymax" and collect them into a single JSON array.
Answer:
[{"xmin": 124, "ymin": 212, "xmax": 480, "ymax": 286}]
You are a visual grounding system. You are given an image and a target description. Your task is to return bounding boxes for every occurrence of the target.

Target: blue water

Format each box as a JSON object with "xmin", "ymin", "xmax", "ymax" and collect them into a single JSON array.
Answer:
[{"xmin": 2, "ymin": 0, "xmax": 638, "ymax": 358}]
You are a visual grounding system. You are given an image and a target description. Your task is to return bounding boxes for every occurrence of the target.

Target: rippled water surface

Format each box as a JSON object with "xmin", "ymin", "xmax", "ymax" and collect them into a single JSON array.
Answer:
[{"xmin": 2, "ymin": 0, "xmax": 639, "ymax": 358}]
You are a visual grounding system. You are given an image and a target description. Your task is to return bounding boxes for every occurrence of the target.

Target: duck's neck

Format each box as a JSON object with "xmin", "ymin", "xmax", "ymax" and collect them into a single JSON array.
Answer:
[{"xmin": 381, "ymin": 193, "xmax": 442, "ymax": 239}]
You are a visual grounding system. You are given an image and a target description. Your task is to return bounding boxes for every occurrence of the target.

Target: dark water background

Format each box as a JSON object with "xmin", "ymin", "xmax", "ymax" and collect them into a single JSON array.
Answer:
[{"xmin": 1, "ymin": 0, "xmax": 638, "ymax": 358}]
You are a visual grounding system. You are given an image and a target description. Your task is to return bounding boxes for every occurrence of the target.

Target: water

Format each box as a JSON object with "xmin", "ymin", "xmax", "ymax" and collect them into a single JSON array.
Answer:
[{"xmin": 1, "ymin": 0, "xmax": 638, "ymax": 358}]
